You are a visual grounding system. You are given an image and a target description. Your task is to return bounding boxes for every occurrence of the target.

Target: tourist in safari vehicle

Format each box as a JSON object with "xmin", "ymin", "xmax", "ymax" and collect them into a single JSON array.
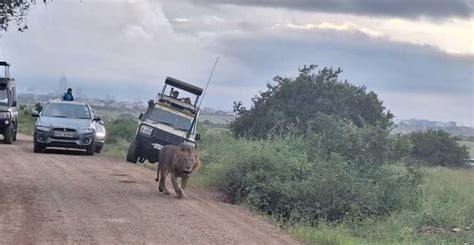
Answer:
[{"xmin": 62, "ymin": 88, "xmax": 74, "ymax": 101}]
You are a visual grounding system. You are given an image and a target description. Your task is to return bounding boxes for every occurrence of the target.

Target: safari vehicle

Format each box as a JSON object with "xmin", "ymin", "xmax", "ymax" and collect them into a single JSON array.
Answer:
[
  {"xmin": 32, "ymin": 101, "xmax": 105, "ymax": 155},
  {"xmin": 0, "ymin": 61, "xmax": 18, "ymax": 144},
  {"xmin": 126, "ymin": 77, "xmax": 202, "ymax": 164}
]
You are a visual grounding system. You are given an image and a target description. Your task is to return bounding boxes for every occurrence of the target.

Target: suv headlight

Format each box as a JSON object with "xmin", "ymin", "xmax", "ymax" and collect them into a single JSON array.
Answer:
[
  {"xmin": 139, "ymin": 125, "xmax": 153, "ymax": 136},
  {"xmin": 95, "ymin": 127, "xmax": 106, "ymax": 138},
  {"xmin": 36, "ymin": 124, "xmax": 51, "ymax": 131},
  {"xmin": 0, "ymin": 112, "xmax": 11, "ymax": 119}
]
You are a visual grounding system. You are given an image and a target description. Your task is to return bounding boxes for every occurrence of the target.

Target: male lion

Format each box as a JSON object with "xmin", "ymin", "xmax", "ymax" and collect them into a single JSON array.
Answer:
[{"xmin": 155, "ymin": 144, "xmax": 201, "ymax": 198}]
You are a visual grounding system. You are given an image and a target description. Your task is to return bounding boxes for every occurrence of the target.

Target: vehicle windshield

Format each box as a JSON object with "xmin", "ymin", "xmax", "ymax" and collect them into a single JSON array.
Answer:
[
  {"xmin": 148, "ymin": 107, "xmax": 191, "ymax": 131},
  {"xmin": 42, "ymin": 103, "xmax": 91, "ymax": 119},
  {"xmin": 0, "ymin": 89, "xmax": 8, "ymax": 105}
]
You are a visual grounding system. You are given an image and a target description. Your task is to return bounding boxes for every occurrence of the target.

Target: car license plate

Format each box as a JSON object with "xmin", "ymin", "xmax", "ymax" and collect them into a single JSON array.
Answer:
[
  {"xmin": 54, "ymin": 131, "xmax": 75, "ymax": 138},
  {"xmin": 152, "ymin": 143, "xmax": 163, "ymax": 150}
]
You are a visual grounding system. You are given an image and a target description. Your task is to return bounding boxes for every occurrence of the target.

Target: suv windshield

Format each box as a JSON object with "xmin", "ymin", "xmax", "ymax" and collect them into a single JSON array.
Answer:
[
  {"xmin": 42, "ymin": 103, "xmax": 91, "ymax": 119},
  {"xmin": 148, "ymin": 108, "xmax": 191, "ymax": 131},
  {"xmin": 0, "ymin": 89, "xmax": 8, "ymax": 105}
]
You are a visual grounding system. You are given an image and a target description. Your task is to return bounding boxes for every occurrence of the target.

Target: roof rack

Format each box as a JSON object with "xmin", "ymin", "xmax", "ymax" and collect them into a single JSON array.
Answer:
[
  {"xmin": 165, "ymin": 77, "xmax": 203, "ymax": 96},
  {"xmin": 0, "ymin": 61, "xmax": 10, "ymax": 79}
]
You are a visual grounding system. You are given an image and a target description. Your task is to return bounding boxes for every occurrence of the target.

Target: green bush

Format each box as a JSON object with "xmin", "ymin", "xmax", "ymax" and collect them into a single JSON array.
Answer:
[
  {"xmin": 199, "ymin": 130, "xmax": 422, "ymax": 223},
  {"xmin": 104, "ymin": 119, "xmax": 137, "ymax": 144},
  {"xmin": 17, "ymin": 105, "xmax": 36, "ymax": 135},
  {"xmin": 409, "ymin": 129, "xmax": 469, "ymax": 167}
]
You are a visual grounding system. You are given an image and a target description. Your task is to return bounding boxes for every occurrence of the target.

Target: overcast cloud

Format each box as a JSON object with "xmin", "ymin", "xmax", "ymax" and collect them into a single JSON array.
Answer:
[
  {"xmin": 0, "ymin": 0, "xmax": 472, "ymax": 125},
  {"xmin": 184, "ymin": 0, "xmax": 474, "ymax": 19}
]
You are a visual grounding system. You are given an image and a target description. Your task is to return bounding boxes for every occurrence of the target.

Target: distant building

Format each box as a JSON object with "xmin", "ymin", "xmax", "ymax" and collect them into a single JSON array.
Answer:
[{"xmin": 58, "ymin": 75, "xmax": 68, "ymax": 95}]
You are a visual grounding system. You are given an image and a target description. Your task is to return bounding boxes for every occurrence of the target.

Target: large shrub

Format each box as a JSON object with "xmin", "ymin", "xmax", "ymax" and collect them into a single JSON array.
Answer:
[
  {"xmin": 409, "ymin": 129, "xmax": 469, "ymax": 167},
  {"xmin": 199, "ymin": 131, "xmax": 422, "ymax": 223},
  {"xmin": 105, "ymin": 119, "xmax": 137, "ymax": 144},
  {"xmin": 199, "ymin": 66, "xmax": 423, "ymax": 223},
  {"xmin": 230, "ymin": 66, "xmax": 393, "ymax": 138}
]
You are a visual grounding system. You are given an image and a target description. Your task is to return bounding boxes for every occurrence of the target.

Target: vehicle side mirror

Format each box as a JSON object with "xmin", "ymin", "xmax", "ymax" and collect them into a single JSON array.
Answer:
[
  {"xmin": 139, "ymin": 113, "xmax": 143, "ymax": 120},
  {"xmin": 94, "ymin": 115, "xmax": 101, "ymax": 121},
  {"xmin": 12, "ymin": 101, "xmax": 17, "ymax": 107},
  {"xmin": 31, "ymin": 111, "xmax": 39, "ymax": 117},
  {"xmin": 195, "ymin": 134, "xmax": 201, "ymax": 141}
]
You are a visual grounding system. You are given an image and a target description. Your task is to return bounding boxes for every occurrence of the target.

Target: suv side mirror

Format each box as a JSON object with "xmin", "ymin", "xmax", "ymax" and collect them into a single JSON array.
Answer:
[
  {"xmin": 139, "ymin": 113, "xmax": 144, "ymax": 120},
  {"xmin": 31, "ymin": 111, "xmax": 39, "ymax": 117},
  {"xmin": 195, "ymin": 133, "xmax": 201, "ymax": 141},
  {"xmin": 12, "ymin": 101, "xmax": 17, "ymax": 107},
  {"xmin": 93, "ymin": 115, "xmax": 101, "ymax": 121}
]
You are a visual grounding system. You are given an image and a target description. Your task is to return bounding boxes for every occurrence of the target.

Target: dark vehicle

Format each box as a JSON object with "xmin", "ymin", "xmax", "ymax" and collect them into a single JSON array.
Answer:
[
  {"xmin": 0, "ymin": 61, "xmax": 18, "ymax": 144},
  {"xmin": 32, "ymin": 101, "xmax": 104, "ymax": 155},
  {"xmin": 126, "ymin": 77, "xmax": 202, "ymax": 163}
]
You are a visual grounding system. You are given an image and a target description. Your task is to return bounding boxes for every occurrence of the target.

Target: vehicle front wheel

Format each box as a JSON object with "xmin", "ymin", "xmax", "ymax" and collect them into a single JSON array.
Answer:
[
  {"xmin": 85, "ymin": 139, "xmax": 96, "ymax": 156},
  {"xmin": 126, "ymin": 139, "xmax": 139, "ymax": 164},
  {"xmin": 13, "ymin": 126, "xmax": 17, "ymax": 141},
  {"xmin": 33, "ymin": 134, "xmax": 43, "ymax": 153},
  {"xmin": 3, "ymin": 125, "xmax": 14, "ymax": 144},
  {"xmin": 95, "ymin": 145, "xmax": 103, "ymax": 154}
]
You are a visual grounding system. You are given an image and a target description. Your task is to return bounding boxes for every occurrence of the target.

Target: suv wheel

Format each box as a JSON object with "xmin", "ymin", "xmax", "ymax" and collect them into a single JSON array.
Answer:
[
  {"xmin": 13, "ymin": 124, "xmax": 17, "ymax": 141},
  {"xmin": 33, "ymin": 134, "xmax": 43, "ymax": 153},
  {"xmin": 95, "ymin": 146, "xmax": 102, "ymax": 154},
  {"xmin": 3, "ymin": 125, "xmax": 14, "ymax": 144},
  {"xmin": 126, "ymin": 139, "xmax": 139, "ymax": 163},
  {"xmin": 85, "ymin": 139, "xmax": 96, "ymax": 156}
]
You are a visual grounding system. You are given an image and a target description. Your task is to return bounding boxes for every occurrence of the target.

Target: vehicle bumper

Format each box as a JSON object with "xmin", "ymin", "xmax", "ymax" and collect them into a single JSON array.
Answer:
[{"xmin": 35, "ymin": 130, "xmax": 94, "ymax": 149}]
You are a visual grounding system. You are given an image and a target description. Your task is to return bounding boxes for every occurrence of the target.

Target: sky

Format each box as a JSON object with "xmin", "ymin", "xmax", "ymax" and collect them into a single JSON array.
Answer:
[{"xmin": 0, "ymin": 0, "xmax": 473, "ymax": 126}]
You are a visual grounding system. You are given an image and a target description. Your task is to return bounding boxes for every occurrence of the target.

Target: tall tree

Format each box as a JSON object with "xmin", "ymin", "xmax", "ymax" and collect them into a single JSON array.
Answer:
[
  {"xmin": 1, "ymin": 0, "xmax": 51, "ymax": 32},
  {"xmin": 1, "ymin": 0, "xmax": 31, "ymax": 32},
  {"xmin": 230, "ymin": 65, "xmax": 394, "ymax": 138}
]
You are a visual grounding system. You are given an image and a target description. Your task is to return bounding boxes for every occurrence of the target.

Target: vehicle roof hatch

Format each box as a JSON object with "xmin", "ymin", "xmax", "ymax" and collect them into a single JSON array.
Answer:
[{"xmin": 165, "ymin": 77, "xmax": 203, "ymax": 96}]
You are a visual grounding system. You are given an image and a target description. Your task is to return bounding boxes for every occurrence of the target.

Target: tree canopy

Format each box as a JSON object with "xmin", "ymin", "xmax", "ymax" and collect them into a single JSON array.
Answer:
[
  {"xmin": 409, "ymin": 129, "xmax": 469, "ymax": 167},
  {"xmin": 1, "ymin": 0, "xmax": 52, "ymax": 32},
  {"xmin": 230, "ymin": 65, "xmax": 394, "ymax": 138},
  {"xmin": 1, "ymin": 0, "xmax": 31, "ymax": 32}
]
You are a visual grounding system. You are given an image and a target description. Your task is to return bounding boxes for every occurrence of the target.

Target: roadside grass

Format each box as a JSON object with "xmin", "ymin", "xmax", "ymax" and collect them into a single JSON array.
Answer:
[
  {"xmin": 102, "ymin": 138, "xmax": 130, "ymax": 159},
  {"xmin": 17, "ymin": 106, "xmax": 36, "ymax": 135},
  {"xmin": 458, "ymin": 140, "xmax": 474, "ymax": 158},
  {"xmin": 287, "ymin": 167, "xmax": 474, "ymax": 245}
]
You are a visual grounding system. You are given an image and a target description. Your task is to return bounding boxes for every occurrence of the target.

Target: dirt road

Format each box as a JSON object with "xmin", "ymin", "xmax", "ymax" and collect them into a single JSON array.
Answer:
[{"xmin": 0, "ymin": 135, "xmax": 297, "ymax": 244}]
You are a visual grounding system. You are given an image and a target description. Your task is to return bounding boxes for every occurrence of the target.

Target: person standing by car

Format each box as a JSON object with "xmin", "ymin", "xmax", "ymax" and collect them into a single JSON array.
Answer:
[{"xmin": 62, "ymin": 88, "xmax": 74, "ymax": 101}]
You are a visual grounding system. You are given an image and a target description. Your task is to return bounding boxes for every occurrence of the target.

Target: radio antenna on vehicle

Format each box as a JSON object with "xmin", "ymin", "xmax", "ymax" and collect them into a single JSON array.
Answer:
[{"xmin": 198, "ymin": 57, "xmax": 219, "ymax": 109}]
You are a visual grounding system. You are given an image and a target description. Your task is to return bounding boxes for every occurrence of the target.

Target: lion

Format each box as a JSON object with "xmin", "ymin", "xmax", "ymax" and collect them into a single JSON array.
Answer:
[{"xmin": 155, "ymin": 144, "xmax": 201, "ymax": 198}]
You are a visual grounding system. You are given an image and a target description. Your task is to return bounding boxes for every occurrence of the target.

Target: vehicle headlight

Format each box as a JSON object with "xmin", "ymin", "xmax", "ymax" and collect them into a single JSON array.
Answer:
[
  {"xmin": 139, "ymin": 125, "xmax": 153, "ymax": 136},
  {"xmin": 95, "ymin": 129, "xmax": 106, "ymax": 138},
  {"xmin": 79, "ymin": 127, "xmax": 94, "ymax": 133},
  {"xmin": 183, "ymin": 141, "xmax": 196, "ymax": 148},
  {"xmin": 36, "ymin": 124, "xmax": 51, "ymax": 131},
  {"xmin": 0, "ymin": 112, "xmax": 11, "ymax": 119}
]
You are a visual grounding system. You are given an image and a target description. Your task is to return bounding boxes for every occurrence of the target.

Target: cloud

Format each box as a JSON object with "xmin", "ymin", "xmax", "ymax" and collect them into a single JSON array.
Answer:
[
  {"xmin": 183, "ymin": 0, "xmax": 474, "ymax": 19},
  {"xmin": 0, "ymin": 0, "xmax": 472, "ymax": 125},
  {"xmin": 273, "ymin": 22, "xmax": 384, "ymax": 38},
  {"xmin": 209, "ymin": 28, "xmax": 473, "ymax": 125}
]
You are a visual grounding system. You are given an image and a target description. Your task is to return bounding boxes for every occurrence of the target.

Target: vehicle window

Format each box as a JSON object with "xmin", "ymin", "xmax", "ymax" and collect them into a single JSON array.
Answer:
[
  {"xmin": 148, "ymin": 108, "xmax": 191, "ymax": 131},
  {"xmin": 0, "ymin": 89, "xmax": 8, "ymax": 105},
  {"xmin": 42, "ymin": 103, "xmax": 91, "ymax": 119}
]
